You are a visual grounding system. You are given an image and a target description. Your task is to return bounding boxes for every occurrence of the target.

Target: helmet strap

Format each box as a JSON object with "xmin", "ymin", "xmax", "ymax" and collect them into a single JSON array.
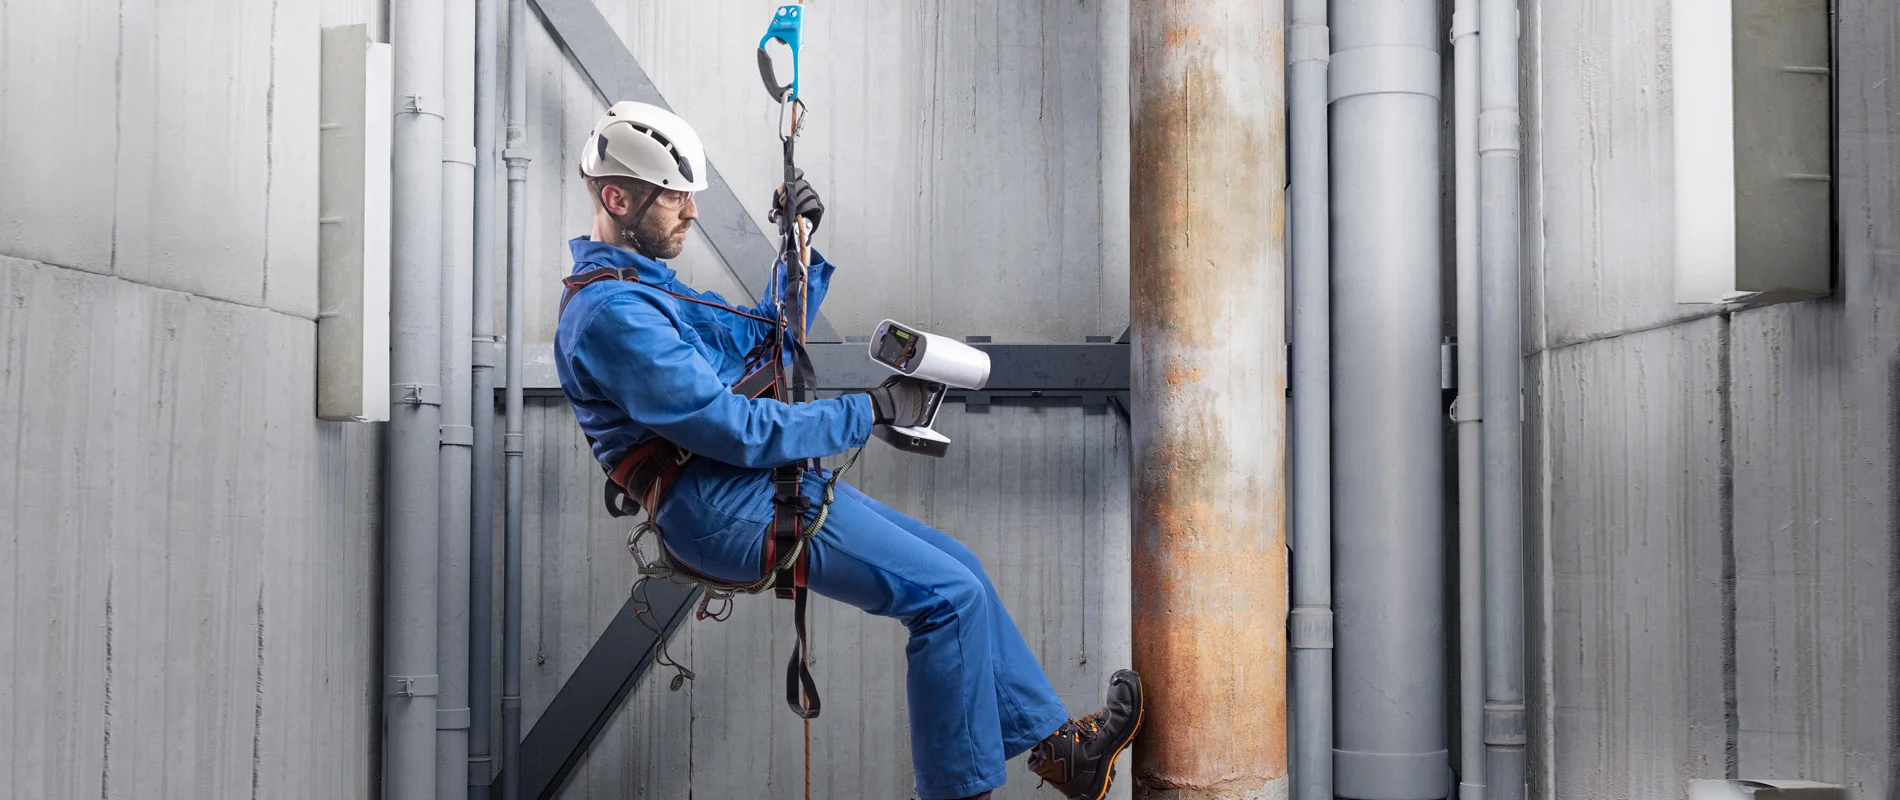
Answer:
[{"xmin": 596, "ymin": 181, "xmax": 667, "ymax": 256}]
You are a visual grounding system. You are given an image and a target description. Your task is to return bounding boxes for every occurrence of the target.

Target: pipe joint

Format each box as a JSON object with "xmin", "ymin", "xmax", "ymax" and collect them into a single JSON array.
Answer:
[
  {"xmin": 1334, "ymin": 749, "xmax": 1452, "ymax": 800},
  {"xmin": 440, "ymin": 424, "xmax": 475, "ymax": 447},
  {"xmin": 437, "ymin": 707, "xmax": 472, "ymax": 730},
  {"xmin": 1290, "ymin": 607, "xmax": 1334, "ymax": 650},
  {"xmin": 503, "ymin": 433, "xmax": 526, "ymax": 456},
  {"xmin": 1330, "ymin": 46, "xmax": 1442, "ymax": 103},
  {"xmin": 471, "ymin": 337, "xmax": 498, "ymax": 368},
  {"xmin": 1451, "ymin": 8, "xmax": 1481, "ymax": 41},
  {"xmin": 1482, "ymin": 702, "xmax": 1527, "ymax": 746},
  {"xmin": 1289, "ymin": 24, "xmax": 1331, "ymax": 66},
  {"xmin": 442, "ymin": 142, "xmax": 478, "ymax": 166},
  {"xmin": 1479, "ymin": 109, "xmax": 1522, "ymax": 157},
  {"xmin": 393, "ymin": 383, "xmax": 444, "ymax": 407},
  {"xmin": 1451, "ymin": 394, "xmax": 1484, "ymax": 423}
]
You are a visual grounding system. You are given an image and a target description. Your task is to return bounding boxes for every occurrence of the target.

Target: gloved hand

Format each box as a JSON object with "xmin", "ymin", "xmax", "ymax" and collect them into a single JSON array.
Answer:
[
  {"xmin": 866, "ymin": 375, "xmax": 935, "ymax": 428},
  {"xmin": 768, "ymin": 168, "xmax": 825, "ymax": 236}
]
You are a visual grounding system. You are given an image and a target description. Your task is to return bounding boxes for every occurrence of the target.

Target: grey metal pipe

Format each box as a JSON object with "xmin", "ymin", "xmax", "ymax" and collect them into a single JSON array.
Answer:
[
  {"xmin": 1328, "ymin": 2, "xmax": 1448, "ymax": 799},
  {"xmin": 1451, "ymin": 0, "xmax": 1486, "ymax": 797},
  {"xmin": 388, "ymin": 0, "xmax": 447, "ymax": 796},
  {"xmin": 1478, "ymin": 0, "xmax": 1526, "ymax": 795},
  {"xmin": 467, "ymin": 0, "xmax": 499, "ymax": 794},
  {"xmin": 501, "ymin": 0, "xmax": 529, "ymax": 796},
  {"xmin": 436, "ymin": 0, "xmax": 476, "ymax": 795},
  {"xmin": 1287, "ymin": 0, "xmax": 1333, "ymax": 798}
]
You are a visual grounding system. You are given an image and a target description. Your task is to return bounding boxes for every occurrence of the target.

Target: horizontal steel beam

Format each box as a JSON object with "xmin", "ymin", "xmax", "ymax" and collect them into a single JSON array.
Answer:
[
  {"xmin": 525, "ymin": 0, "xmax": 841, "ymax": 342},
  {"xmin": 507, "ymin": 342, "xmax": 1131, "ymax": 393}
]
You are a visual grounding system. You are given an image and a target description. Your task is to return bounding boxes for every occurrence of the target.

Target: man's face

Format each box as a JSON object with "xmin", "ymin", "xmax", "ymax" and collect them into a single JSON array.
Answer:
[{"xmin": 605, "ymin": 180, "xmax": 697, "ymax": 260}]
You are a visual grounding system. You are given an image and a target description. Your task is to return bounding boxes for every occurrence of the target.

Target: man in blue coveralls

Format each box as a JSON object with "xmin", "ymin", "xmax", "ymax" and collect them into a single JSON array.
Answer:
[{"xmin": 554, "ymin": 102, "xmax": 1143, "ymax": 800}]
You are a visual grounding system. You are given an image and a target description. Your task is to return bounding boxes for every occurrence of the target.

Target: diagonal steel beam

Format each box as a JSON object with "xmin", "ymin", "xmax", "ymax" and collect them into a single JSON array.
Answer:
[
  {"xmin": 526, "ymin": 0, "xmax": 842, "ymax": 342},
  {"xmin": 515, "ymin": 579, "xmax": 700, "ymax": 800}
]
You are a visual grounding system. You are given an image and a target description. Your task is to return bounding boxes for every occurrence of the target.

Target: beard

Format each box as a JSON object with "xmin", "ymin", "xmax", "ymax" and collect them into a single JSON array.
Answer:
[{"xmin": 625, "ymin": 209, "xmax": 689, "ymax": 260}]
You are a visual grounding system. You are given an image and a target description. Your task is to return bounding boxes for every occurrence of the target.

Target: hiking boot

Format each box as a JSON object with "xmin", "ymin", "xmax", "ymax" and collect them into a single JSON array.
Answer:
[{"xmin": 1027, "ymin": 669, "xmax": 1144, "ymax": 799}]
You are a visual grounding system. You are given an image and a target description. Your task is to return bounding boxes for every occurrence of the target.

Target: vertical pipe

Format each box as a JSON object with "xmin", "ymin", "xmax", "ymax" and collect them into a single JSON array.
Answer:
[
  {"xmin": 1328, "ymin": 1, "xmax": 1449, "ymax": 798},
  {"xmin": 388, "ymin": 0, "xmax": 446, "ymax": 796},
  {"xmin": 1478, "ymin": 0, "xmax": 1525, "ymax": 796},
  {"xmin": 468, "ymin": 0, "xmax": 499, "ymax": 793},
  {"xmin": 1128, "ymin": 2, "xmax": 1287, "ymax": 797},
  {"xmin": 1287, "ymin": 0, "xmax": 1333, "ymax": 798},
  {"xmin": 436, "ymin": 0, "xmax": 476, "ymax": 795},
  {"xmin": 501, "ymin": 0, "xmax": 529, "ymax": 796},
  {"xmin": 1451, "ymin": 2, "xmax": 1486, "ymax": 799}
]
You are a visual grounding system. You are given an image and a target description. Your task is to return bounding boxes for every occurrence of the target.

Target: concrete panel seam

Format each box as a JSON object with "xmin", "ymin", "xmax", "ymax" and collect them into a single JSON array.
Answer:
[
  {"xmin": 4, "ymin": 254, "xmax": 323, "ymax": 322},
  {"xmin": 1533, "ymin": 308, "xmax": 1729, "ymax": 355},
  {"xmin": 1717, "ymin": 312, "xmax": 1738, "ymax": 777}
]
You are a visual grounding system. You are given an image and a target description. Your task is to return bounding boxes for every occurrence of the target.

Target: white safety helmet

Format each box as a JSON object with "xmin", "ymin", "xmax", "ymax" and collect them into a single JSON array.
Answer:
[{"xmin": 579, "ymin": 101, "xmax": 709, "ymax": 192}]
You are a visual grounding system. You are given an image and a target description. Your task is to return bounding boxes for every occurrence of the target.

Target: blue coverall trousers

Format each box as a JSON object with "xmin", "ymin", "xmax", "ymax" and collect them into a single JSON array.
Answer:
[{"xmin": 656, "ymin": 460, "xmax": 1071, "ymax": 799}]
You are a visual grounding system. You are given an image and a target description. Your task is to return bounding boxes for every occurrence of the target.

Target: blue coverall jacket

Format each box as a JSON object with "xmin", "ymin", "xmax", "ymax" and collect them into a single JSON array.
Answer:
[{"xmin": 554, "ymin": 236, "xmax": 1067, "ymax": 799}]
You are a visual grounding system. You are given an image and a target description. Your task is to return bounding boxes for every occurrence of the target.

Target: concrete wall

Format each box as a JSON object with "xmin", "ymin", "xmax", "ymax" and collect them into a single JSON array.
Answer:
[
  {"xmin": 0, "ymin": 0, "xmax": 385, "ymax": 797},
  {"xmin": 1529, "ymin": 0, "xmax": 1899, "ymax": 797},
  {"xmin": 504, "ymin": 1, "xmax": 1135, "ymax": 798}
]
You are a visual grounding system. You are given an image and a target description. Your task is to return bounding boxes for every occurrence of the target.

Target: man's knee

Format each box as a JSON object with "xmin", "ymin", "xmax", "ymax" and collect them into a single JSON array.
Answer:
[{"xmin": 908, "ymin": 567, "xmax": 987, "ymax": 634}]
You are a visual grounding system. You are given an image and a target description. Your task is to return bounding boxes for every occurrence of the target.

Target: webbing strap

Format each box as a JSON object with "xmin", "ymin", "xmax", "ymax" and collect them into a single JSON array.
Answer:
[{"xmin": 785, "ymin": 587, "xmax": 821, "ymax": 719}]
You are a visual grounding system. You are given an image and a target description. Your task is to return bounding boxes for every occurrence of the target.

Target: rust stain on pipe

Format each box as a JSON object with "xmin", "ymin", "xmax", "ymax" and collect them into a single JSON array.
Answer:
[{"xmin": 1129, "ymin": 1, "xmax": 1288, "ymax": 797}]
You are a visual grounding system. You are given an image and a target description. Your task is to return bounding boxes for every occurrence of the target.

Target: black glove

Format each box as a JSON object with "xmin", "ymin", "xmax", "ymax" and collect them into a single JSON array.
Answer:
[
  {"xmin": 768, "ymin": 168, "xmax": 825, "ymax": 236},
  {"xmin": 866, "ymin": 375, "xmax": 934, "ymax": 428}
]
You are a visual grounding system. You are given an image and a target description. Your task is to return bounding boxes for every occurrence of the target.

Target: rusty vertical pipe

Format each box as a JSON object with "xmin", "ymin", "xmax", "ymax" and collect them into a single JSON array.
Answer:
[{"xmin": 1129, "ymin": 1, "xmax": 1287, "ymax": 797}]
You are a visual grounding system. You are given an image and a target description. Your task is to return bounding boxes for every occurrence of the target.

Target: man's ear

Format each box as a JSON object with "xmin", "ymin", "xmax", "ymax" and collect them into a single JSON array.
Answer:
[{"xmin": 600, "ymin": 182, "xmax": 627, "ymax": 215}]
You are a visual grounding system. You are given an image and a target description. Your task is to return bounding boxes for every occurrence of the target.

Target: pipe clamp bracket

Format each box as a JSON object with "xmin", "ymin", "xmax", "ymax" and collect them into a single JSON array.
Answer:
[
  {"xmin": 502, "ymin": 148, "xmax": 533, "ymax": 164},
  {"xmin": 1290, "ymin": 607, "xmax": 1334, "ymax": 649},
  {"xmin": 398, "ymin": 93, "xmax": 445, "ymax": 119},
  {"xmin": 387, "ymin": 674, "xmax": 440, "ymax": 698},
  {"xmin": 503, "ymin": 432, "xmax": 526, "ymax": 456},
  {"xmin": 393, "ymin": 383, "xmax": 443, "ymax": 407}
]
